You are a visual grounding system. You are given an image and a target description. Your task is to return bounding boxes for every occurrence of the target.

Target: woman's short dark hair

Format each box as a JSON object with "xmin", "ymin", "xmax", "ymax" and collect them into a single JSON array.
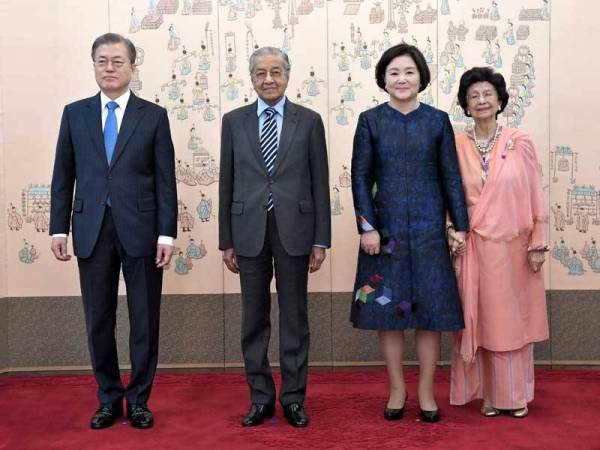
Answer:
[
  {"xmin": 457, "ymin": 67, "xmax": 510, "ymax": 117},
  {"xmin": 91, "ymin": 33, "xmax": 137, "ymax": 64},
  {"xmin": 375, "ymin": 44, "xmax": 430, "ymax": 92}
]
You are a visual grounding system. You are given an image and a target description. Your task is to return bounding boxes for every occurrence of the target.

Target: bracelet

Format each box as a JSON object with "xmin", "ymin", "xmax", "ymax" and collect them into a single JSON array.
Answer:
[{"xmin": 528, "ymin": 245, "xmax": 550, "ymax": 252}]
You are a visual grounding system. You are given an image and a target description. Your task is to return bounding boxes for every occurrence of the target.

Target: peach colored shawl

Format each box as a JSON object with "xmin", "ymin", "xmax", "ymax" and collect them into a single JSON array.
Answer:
[{"xmin": 456, "ymin": 127, "xmax": 547, "ymax": 362}]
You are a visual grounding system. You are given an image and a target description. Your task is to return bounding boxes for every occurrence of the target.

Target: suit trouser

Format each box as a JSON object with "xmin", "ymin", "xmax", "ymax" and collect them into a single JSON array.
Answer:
[
  {"xmin": 237, "ymin": 211, "xmax": 310, "ymax": 406},
  {"xmin": 77, "ymin": 208, "xmax": 163, "ymax": 406}
]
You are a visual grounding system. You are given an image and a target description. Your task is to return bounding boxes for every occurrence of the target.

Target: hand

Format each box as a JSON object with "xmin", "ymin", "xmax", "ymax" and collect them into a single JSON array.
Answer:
[
  {"xmin": 360, "ymin": 230, "xmax": 380, "ymax": 255},
  {"xmin": 309, "ymin": 247, "xmax": 326, "ymax": 273},
  {"xmin": 448, "ymin": 229, "xmax": 466, "ymax": 256},
  {"xmin": 155, "ymin": 244, "xmax": 174, "ymax": 268},
  {"xmin": 222, "ymin": 248, "xmax": 239, "ymax": 274},
  {"xmin": 528, "ymin": 250, "xmax": 545, "ymax": 272},
  {"xmin": 453, "ymin": 231, "xmax": 466, "ymax": 256},
  {"xmin": 51, "ymin": 237, "xmax": 71, "ymax": 261}
]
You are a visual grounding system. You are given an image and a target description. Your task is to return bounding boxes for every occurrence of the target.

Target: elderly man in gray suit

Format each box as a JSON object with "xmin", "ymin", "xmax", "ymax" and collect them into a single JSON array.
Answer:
[{"xmin": 219, "ymin": 47, "xmax": 330, "ymax": 428}]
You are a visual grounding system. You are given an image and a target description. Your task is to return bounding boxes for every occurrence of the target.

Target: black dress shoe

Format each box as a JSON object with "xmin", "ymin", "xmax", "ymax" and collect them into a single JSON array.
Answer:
[
  {"xmin": 283, "ymin": 403, "xmax": 309, "ymax": 428},
  {"xmin": 241, "ymin": 403, "xmax": 275, "ymax": 427},
  {"xmin": 90, "ymin": 403, "xmax": 123, "ymax": 429},
  {"xmin": 384, "ymin": 392, "xmax": 408, "ymax": 421},
  {"xmin": 127, "ymin": 404, "xmax": 154, "ymax": 429},
  {"xmin": 419, "ymin": 408, "xmax": 441, "ymax": 423}
]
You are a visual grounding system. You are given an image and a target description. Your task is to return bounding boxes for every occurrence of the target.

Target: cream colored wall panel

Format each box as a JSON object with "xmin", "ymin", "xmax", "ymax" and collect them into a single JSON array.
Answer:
[
  {"xmin": 3, "ymin": 0, "xmax": 600, "ymax": 296},
  {"xmin": 1, "ymin": 28, "xmax": 6, "ymax": 297},
  {"xmin": 548, "ymin": 0, "xmax": 600, "ymax": 289},
  {"xmin": 2, "ymin": 0, "xmax": 108, "ymax": 296}
]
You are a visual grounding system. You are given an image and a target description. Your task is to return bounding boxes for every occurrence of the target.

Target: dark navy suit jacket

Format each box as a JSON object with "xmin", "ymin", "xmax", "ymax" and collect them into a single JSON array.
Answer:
[{"xmin": 50, "ymin": 92, "xmax": 177, "ymax": 258}]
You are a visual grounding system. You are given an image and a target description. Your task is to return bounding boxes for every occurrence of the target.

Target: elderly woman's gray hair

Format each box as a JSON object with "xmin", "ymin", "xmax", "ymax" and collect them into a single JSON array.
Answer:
[{"xmin": 248, "ymin": 47, "xmax": 291, "ymax": 76}]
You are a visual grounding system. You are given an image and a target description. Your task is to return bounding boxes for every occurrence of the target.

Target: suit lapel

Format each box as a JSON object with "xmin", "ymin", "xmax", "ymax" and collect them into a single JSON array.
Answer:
[
  {"xmin": 271, "ymin": 100, "xmax": 298, "ymax": 176},
  {"xmin": 243, "ymin": 101, "xmax": 269, "ymax": 173},
  {"xmin": 84, "ymin": 93, "xmax": 108, "ymax": 168},
  {"xmin": 109, "ymin": 93, "xmax": 146, "ymax": 169}
]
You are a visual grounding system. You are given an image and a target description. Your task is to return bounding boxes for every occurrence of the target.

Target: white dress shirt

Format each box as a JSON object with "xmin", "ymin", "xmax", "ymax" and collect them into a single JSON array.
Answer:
[
  {"xmin": 256, "ymin": 95, "xmax": 285, "ymax": 144},
  {"xmin": 100, "ymin": 90, "xmax": 130, "ymax": 131}
]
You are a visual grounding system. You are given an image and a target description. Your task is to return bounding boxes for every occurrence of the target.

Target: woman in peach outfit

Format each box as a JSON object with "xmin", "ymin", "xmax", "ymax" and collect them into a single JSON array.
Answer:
[{"xmin": 447, "ymin": 67, "xmax": 549, "ymax": 418}]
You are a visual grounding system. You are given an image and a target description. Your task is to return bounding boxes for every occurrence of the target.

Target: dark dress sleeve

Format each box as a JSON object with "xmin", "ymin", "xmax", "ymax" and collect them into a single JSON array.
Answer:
[
  {"xmin": 438, "ymin": 113, "xmax": 469, "ymax": 231},
  {"xmin": 351, "ymin": 112, "xmax": 378, "ymax": 234}
]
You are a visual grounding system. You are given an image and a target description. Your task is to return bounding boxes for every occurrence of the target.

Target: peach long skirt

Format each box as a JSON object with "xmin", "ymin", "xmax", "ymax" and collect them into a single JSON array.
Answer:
[{"xmin": 450, "ymin": 342, "xmax": 534, "ymax": 409}]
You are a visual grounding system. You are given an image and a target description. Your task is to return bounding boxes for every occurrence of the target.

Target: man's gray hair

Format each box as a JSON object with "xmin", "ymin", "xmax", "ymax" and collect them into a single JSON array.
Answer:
[{"xmin": 248, "ymin": 47, "xmax": 291, "ymax": 76}]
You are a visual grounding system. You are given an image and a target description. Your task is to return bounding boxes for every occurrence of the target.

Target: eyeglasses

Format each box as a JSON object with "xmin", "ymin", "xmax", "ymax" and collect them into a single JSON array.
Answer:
[
  {"xmin": 467, "ymin": 91, "xmax": 497, "ymax": 102},
  {"xmin": 94, "ymin": 58, "xmax": 129, "ymax": 70},
  {"xmin": 252, "ymin": 69, "xmax": 286, "ymax": 81}
]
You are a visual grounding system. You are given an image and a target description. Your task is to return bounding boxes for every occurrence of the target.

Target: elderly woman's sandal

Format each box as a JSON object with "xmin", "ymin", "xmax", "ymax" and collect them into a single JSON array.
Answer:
[
  {"xmin": 509, "ymin": 407, "xmax": 528, "ymax": 418},
  {"xmin": 480, "ymin": 405, "xmax": 500, "ymax": 417}
]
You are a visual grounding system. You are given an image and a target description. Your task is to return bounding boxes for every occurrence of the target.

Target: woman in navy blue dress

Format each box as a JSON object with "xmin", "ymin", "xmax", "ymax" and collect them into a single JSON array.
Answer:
[{"xmin": 351, "ymin": 44, "xmax": 468, "ymax": 423}]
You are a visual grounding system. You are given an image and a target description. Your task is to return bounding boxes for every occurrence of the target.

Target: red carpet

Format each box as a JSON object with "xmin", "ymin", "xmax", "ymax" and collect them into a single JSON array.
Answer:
[{"xmin": 1, "ymin": 369, "xmax": 599, "ymax": 450}]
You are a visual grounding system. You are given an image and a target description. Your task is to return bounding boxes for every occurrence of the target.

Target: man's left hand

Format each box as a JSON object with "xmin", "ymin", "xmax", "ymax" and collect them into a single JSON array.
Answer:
[
  {"xmin": 156, "ymin": 244, "xmax": 174, "ymax": 268},
  {"xmin": 309, "ymin": 247, "xmax": 326, "ymax": 273}
]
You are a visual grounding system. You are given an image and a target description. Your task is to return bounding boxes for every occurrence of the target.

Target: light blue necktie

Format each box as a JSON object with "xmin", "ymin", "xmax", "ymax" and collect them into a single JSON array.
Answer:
[{"xmin": 104, "ymin": 101, "xmax": 119, "ymax": 164}]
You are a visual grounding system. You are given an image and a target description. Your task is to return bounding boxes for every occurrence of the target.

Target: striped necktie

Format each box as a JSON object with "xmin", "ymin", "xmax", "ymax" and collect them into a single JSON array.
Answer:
[{"xmin": 260, "ymin": 107, "xmax": 278, "ymax": 211}]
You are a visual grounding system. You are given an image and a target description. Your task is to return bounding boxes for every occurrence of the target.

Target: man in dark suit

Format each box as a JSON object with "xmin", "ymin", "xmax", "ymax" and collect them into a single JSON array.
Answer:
[
  {"xmin": 219, "ymin": 47, "xmax": 330, "ymax": 428},
  {"xmin": 50, "ymin": 33, "xmax": 177, "ymax": 430}
]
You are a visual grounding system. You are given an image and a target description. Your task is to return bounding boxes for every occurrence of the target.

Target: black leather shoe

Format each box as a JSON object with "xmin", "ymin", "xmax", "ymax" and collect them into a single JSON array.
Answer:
[
  {"xmin": 127, "ymin": 404, "xmax": 154, "ymax": 429},
  {"xmin": 90, "ymin": 402, "xmax": 123, "ymax": 429},
  {"xmin": 384, "ymin": 392, "xmax": 408, "ymax": 421},
  {"xmin": 283, "ymin": 403, "xmax": 309, "ymax": 427},
  {"xmin": 419, "ymin": 408, "xmax": 441, "ymax": 423},
  {"xmin": 241, "ymin": 403, "xmax": 275, "ymax": 427}
]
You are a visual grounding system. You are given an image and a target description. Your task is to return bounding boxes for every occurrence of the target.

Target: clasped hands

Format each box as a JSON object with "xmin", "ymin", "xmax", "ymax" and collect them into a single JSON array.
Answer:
[{"xmin": 446, "ymin": 227, "xmax": 467, "ymax": 257}]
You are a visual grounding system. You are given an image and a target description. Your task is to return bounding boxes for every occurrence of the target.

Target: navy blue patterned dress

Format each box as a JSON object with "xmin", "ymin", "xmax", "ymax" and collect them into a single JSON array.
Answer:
[{"xmin": 351, "ymin": 103, "xmax": 468, "ymax": 331}]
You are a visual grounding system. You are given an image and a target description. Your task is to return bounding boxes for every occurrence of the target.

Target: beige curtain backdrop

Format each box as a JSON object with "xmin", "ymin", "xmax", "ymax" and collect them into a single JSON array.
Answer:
[{"xmin": 1, "ymin": 0, "xmax": 599, "ymax": 298}]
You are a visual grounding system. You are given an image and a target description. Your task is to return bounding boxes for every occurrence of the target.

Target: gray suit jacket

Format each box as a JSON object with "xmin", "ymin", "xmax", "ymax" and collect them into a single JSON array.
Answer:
[{"xmin": 219, "ymin": 99, "xmax": 330, "ymax": 257}]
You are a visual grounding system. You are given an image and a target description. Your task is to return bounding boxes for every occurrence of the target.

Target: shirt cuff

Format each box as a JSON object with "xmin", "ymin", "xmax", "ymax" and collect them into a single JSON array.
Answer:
[
  {"xmin": 158, "ymin": 236, "xmax": 174, "ymax": 246},
  {"xmin": 360, "ymin": 221, "xmax": 375, "ymax": 232},
  {"xmin": 313, "ymin": 244, "xmax": 327, "ymax": 249},
  {"xmin": 52, "ymin": 234, "xmax": 68, "ymax": 238}
]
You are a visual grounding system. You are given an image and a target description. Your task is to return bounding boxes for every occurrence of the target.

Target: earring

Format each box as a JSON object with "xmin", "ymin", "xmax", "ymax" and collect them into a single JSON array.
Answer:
[{"xmin": 465, "ymin": 110, "xmax": 471, "ymax": 117}]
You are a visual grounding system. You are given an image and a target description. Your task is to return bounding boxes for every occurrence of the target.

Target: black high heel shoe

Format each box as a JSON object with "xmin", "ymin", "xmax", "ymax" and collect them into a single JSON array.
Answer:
[
  {"xmin": 419, "ymin": 408, "xmax": 441, "ymax": 423},
  {"xmin": 384, "ymin": 392, "xmax": 408, "ymax": 421}
]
